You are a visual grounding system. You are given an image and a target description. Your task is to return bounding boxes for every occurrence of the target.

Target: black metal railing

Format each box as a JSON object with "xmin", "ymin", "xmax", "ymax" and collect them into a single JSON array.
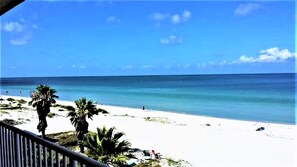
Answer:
[{"xmin": 0, "ymin": 121, "xmax": 108, "ymax": 167}]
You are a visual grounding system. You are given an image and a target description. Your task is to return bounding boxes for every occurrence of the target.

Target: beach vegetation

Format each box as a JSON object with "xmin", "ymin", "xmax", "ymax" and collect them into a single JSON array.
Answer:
[
  {"xmin": 67, "ymin": 97, "xmax": 99, "ymax": 153},
  {"xmin": 47, "ymin": 112, "xmax": 56, "ymax": 118},
  {"xmin": 53, "ymin": 104, "xmax": 75, "ymax": 111},
  {"xmin": 0, "ymin": 110, "xmax": 9, "ymax": 114},
  {"xmin": 6, "ymin": 98, "xmax": 15, "ymax": 102},
  {"xmin": 47, "ymin": 131, "xmax": 78, "ymax": 148},
  {"xmin": 1, "ymin": 118, "xmax": 23, "ymax": 126},
  {"xmin": 0, "ymin": 103, "xmax": 22, "ymax": 110},
  {"xmin": 29, "ymin": 85, "xmax": 59, "ymax": 138},
  {"xmin": 52, "ymin": 104, "xmax": 62, "ymax": 107},
  {"xmin": 114, "ymin": 114, "xmax": 135, "ymax": 118},
  {"xmin": 144, "ymin": 117, "xmax": 171, "ymax": 124},
  {"xmin": 135, "ymin": 159, "xmax": 161, "ymax": 167},
  {"xmin": 83, "ymin": 126, "xmax": 131, "ymax": 166},
  {"xmin": 0, "ymin": 103, "xmax": 11, "ymax": 108},
  {"xmin": 96, "ymin": 108, "xmax": 109, "ymax": 114},
  {"xmin": 17, "ymin": 99, "xmax": 27, "ymax": 104},
  {"xmin": 63, "ymin": 105, "xmax": 76, "ymax": 111}
]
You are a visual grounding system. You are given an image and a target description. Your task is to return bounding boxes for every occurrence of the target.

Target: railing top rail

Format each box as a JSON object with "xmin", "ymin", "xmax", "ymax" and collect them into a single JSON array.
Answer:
[{"xmin": 0, "ymin": 121, "xmax": 108, "ymax": 167}]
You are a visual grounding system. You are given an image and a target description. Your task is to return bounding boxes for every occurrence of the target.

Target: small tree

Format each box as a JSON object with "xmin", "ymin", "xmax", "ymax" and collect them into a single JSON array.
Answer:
[
  {"xmin": 84, "ymin": 126, "xmax": 131, "ymax": 166},
  {"xmin": 67, "ymin": 97, "xmax": 99, "ymax": 153},
  {"xmin": 29, "ymin": 85, "xmax": 58, "ymax": 138}
]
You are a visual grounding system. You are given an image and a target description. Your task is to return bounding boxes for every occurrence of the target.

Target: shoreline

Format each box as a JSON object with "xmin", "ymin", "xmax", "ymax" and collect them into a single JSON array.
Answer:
[
  {"xmin": 1, "ymin": 95, "xmax": 296, "ymax": 167},
  {"xmin": 0, "ymin": 94, "xmax": 294, "ymax": 126}
]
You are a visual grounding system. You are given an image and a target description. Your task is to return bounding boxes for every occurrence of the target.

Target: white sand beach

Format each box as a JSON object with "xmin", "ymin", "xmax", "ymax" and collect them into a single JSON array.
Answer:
[{"xmin": 0, "ymin": 95, "xmax": 296, "ymax": 167}]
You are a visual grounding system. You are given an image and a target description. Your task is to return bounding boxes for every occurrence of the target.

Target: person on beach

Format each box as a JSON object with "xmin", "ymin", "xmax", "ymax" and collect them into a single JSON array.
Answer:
[{"xmin": 142, "ymin": 106, "xmax": 145, "ymax": 110}]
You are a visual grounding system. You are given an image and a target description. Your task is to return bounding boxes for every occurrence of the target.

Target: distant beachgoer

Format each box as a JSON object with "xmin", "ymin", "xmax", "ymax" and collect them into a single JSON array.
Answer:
[
  {"xmin": 6, "ymin": 91, "xmax": 8, "ymax": 94},
  {"xmin": 142, "ymin": 106, "xmax": 145, "ymax": 110},
  {"xmin": 151, "ymin": 150, "xmax": 155, "ymax": 159}
]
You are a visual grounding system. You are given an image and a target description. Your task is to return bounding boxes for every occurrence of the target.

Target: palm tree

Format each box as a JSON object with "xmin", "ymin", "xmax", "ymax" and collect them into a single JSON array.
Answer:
[
  {"xmin": 83, "ymin": 126, "xmax": 131, "ymax": 165},
  {"xmin": 67, "ymin": 97, "xmax": 100, "ymax": 153},
  {"xmin": 29, "ymin": 85, "xmax": 58, "ymax": 138}
]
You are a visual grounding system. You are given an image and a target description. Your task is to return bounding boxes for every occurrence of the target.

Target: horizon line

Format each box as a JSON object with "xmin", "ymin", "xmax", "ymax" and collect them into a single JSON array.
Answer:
[{"xmin": 0, "ymin": 72, "xmax": 295, "ymax": 79}]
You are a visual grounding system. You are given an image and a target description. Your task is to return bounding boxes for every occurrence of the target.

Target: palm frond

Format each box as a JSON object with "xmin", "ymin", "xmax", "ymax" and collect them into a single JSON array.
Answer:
[
  {"xmin": 113, "ymin": 132, "xmax": 125, "ymax": 141},
  {"xmin": 106, "ymin": 127, "xmax": 116, "ymax": 139}
]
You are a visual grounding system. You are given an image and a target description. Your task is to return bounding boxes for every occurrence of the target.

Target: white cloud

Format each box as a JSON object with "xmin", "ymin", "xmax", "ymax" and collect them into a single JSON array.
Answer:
[
  {"xmin": 208, "ymin": 61, "xmax": 215, "ymax": 65},
  {"xmin": 219, "ymin": 60, "xmax": 227, "ymax": 65},
  {"xmin": 151, "ymin": 13, "xmax": 170, "ymax": 21},
  {"xmin": 151, "ymin": 10, "xmax": 191, "ymax": 24},
  {"xmin": 238, "ymin": 47, "xmax": 296, "ymax": 63},
  {"xmin": 107, "ymin": 16, "xmax": 120, "ymax": 23},
  {"xmin": 2, "ymin": 21, "xmax": 24, "ymax": 32},
  {"xmin": 31, "ymin": 24, "xmax": 38, "ymax": 29},
  {"xmin": 184, "ymin": 64, "xmax": 192, "ymax": 68},
  {"xmin": 183, "ymin": 10, "xmax": 191, "ymax": 20},
  {"xmin": 10, "ymin": 33, "xmax": 31, "ymax": 45},
  {"xmin": 160, "ymin": 35, "xmax": 182, "ymax": 45},
  {"xmin": 197, "ymin": 63, "xmax": 206, "ymax": 68},
  {"xmin": 235, "ymin": 3, "xmax": 261, "ymax": 16},
  {"xmin": 171, "ymin": 14, "xmax": 180, "ymax": 24},
  {"xmin": 141, "ymin": 65, "xmax": 155, "ymax": 69},
  {"xmin": 122, "ymin": 65, "xmax": 133, "ymax": 69},
  {"xmin": 165, "ymin": 64, "xmax": 173, "ymax": 69},
  {"xmin": 10, "ymin": 39, "xmax": 27, "ymax": 45},
  {"xmin": 71, "ymin": 64, "xmax": 85, "ymax": 69},
  {"xmin": 3, "ymin": 19, "xmax": 38, "ymax": 45}
]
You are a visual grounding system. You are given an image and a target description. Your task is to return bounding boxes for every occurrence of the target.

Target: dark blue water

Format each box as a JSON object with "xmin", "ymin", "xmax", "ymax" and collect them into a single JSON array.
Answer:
[{"xmin": 0, "ymin": 73, "xmax": 295, "ymax": 124}]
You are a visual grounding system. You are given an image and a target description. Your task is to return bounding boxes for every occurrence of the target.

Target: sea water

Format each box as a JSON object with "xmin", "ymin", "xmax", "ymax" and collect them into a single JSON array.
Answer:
[{"xmin": 0, "ymin": 73, "xmax": 295, "ymax": 124}]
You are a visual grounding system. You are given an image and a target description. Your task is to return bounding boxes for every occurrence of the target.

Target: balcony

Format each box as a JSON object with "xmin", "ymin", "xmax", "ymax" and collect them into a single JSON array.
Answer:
[{"xmin": 0, "ymin": 121, "xmax": 108, "ymax": 167}]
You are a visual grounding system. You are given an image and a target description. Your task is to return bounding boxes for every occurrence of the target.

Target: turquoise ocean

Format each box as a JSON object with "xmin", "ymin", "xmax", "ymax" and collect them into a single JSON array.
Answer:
[{"xmin": 0, "ymin": 73, "xmax": 295, "ymax": 125}]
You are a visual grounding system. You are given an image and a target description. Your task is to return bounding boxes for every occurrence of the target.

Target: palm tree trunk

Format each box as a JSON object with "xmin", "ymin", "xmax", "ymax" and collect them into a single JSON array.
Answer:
[
  {"xmin": 37, "ymin": 116, "xmax": 47, "ymax": 138},
  {"xmin": 80, "ymin": 144, "xmax": 84, "ymax": 153},
  {"xmin": 42, "ymin": 130, "xmax": 46, "ymax": 138}
]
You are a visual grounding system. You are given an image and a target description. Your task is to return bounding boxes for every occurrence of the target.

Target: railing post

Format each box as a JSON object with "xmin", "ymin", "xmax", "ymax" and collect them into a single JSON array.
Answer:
[
  {"xmin": 0, "ymin": 126, "xmax": 3, "ymax": 167},
  {"xmin": 33, "ymin": 142, "xmax": 37, "ymax": 167},
  {"xmin": 0, "ymin": 122, "xmax": 108, "ymax": 167},
  {"xmin": 4, "ymin": 128, "xmax": 7, "ymax": 167},
  {"xmin": 56, "ymin": 152, "xmax": 60, "ymax": 167},
  {"xmin": 14, "ymin": 132, "xmax": 21, "ymax": 167},
  {"xmin": 70, "ymin": 159, "xmax": 77, "ymax": 167}
]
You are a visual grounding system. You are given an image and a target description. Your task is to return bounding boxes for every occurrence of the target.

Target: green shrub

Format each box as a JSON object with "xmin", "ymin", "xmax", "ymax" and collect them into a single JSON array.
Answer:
[
  {"xmin": 63, "ymin": 105, "xmax": 75, "ymax": 111},
  {"xmin": 135, "ymin": 159, "xmax": 161, "ymax": 167},
  {"xmin": 17, "ymin": 99, "xmax": 27, "ymax": 104},
  {"xmin": 6, "ymin": 98, "xmax": 15, "ymax": 102},
  {"xmin": 0, "ymin": 110, "xmax": 9, "ymax": 114},
  {"xmin": 52, "ymin": 104, "xmax": 75, "ymax": 111},
  {"xmin": 0, "ymin": 104, "xmax": 10, "ymax": 108},
  {"xmin": 48, "ymin": 112, "xmax": 56, "ymax": 118},
  {"xmin": 52, "ymin": 104, "xmax": 62, "ymax": 107},
  {"xmin": 167, "ymin": 158, "xmax": 182, "ymax": 167},
  {"xmin": 47, "ymin": 131, "xmax": 77, "ymax": 147},
  {"xmin": 96, "ymin": 108, "xmax": 109, "ymax": 114},
  {"xmin": 1, "ymin": 119, "xmax": 22, "ymax": 126}
]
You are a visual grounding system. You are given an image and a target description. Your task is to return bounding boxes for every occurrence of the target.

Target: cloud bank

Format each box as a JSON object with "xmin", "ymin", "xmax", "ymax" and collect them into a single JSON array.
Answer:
[
  {"xmin": 151, "ymin": 10, "xmax": 191, "ymax": 24},
  {"xmin": 160, "ymin": 35, "xmax": 182, "ymax": 45},
  {"xmin": 235, "ymin": 3, "xmax": 261, "ymax": 16},
  {"xmin": 238, "ymin": 47, "xmax": 296, "ymax": 63}
]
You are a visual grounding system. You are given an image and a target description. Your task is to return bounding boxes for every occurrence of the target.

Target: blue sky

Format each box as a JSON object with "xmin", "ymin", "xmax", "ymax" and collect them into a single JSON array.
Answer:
[{"xmin": 1, "ymin": 0, "xmax": 295, "ymax": 77}]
